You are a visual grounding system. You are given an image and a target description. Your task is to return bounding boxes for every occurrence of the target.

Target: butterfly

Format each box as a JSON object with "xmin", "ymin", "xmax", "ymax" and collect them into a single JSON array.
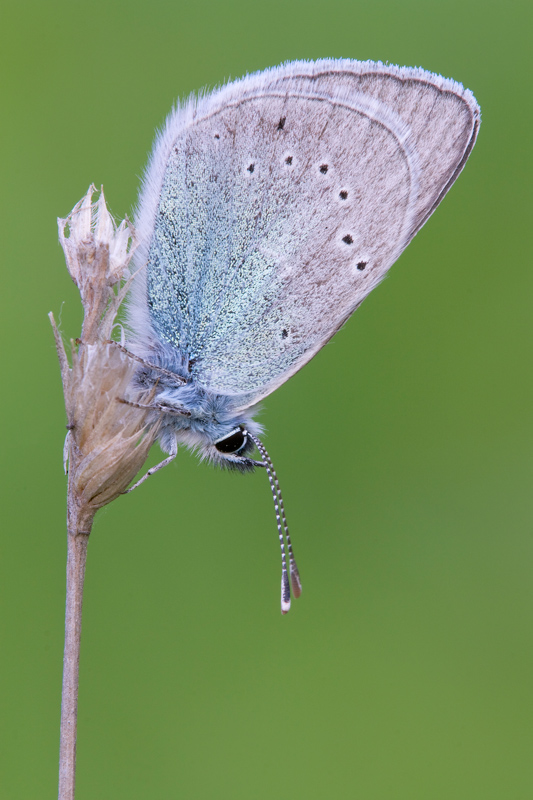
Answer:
[{"xmin": 123, "ymin": 59, "xmax": 480, "ymax": 612}]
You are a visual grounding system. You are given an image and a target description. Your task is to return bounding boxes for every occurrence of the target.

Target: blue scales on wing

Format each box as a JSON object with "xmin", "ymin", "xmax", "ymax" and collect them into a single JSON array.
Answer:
[{"xmin": 131, "ymin": 60, "xmax": 479, "ymax": 408}]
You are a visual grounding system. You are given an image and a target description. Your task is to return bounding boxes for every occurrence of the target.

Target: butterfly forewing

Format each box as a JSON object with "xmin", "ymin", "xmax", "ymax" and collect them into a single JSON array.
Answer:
[
  {"xmin": 133, "ymin": 60, "xmax": 480, "ymax": 405},
  {"xmin": 268, "ymin": 65, "xmax": 480, "ymax": 238}
]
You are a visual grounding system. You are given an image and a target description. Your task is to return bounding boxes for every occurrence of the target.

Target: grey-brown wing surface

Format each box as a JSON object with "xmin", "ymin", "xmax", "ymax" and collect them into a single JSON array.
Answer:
[{"xmin": 135, "ymin": 60, "xmax": 479, "ymax": 406}]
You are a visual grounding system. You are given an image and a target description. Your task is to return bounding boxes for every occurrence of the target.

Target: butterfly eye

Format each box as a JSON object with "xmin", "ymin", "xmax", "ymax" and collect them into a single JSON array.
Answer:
[{"xmin": 214, "ymin": 427, "xmax": 247, "ymax": 454}]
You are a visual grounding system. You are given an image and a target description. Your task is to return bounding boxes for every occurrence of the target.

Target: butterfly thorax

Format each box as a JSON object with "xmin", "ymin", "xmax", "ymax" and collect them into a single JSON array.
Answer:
[{"xmin": 130, "ymin": 355, "xmax": 263, "ymax": 469}]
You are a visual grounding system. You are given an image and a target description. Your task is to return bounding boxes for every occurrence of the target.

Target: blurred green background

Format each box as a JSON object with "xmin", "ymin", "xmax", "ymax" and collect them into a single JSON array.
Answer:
[{"xmin": 1, "ymin": 0, "xmax": 531, "ymax": 797}]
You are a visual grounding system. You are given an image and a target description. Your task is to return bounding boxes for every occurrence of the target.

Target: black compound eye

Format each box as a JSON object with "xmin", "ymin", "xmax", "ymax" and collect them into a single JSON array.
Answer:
[{"xmin": 214, "ymin": 427, "xmax": 247, "ymax": 454}]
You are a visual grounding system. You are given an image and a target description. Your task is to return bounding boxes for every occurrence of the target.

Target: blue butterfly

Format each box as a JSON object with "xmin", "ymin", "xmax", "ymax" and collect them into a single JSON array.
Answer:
[{"xmin": 124, "ymin": 59, "xmax": 480, "ymax": 612}]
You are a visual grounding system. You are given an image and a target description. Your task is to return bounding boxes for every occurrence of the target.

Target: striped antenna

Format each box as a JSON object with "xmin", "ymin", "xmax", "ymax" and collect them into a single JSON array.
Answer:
[{"xmin": 246, "ymin": 431, "xmax": 302, "ymax": 614}]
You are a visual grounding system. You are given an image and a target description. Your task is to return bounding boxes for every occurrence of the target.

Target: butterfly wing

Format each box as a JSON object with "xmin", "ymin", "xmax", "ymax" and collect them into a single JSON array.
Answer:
[{"xmin": 129, "ymin": 59, "xmax": 479, "ymax": 407}]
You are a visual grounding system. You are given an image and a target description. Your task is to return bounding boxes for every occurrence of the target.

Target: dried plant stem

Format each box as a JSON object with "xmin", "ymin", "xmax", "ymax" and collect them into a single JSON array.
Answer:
[
  {"xmin": 58, "ymin": 508, "xmax": 93, "ymax": 800},
  {"xmin": 57, "ymin": 346, "xmax": 97, "ymax": 800},
  {"xmin": 54, "ymin": 188, "xmax": 159, "ymax": 799}
]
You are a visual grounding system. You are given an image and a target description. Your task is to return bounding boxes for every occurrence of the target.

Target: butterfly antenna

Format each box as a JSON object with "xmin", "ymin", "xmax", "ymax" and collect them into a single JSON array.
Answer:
[
  {"xmin": 246, "ymin": 432, "xmax": 302, "ymax": 613},
  {"xmin": 257, "ymin": 439, "xmax": 302, "ymax": 599}
]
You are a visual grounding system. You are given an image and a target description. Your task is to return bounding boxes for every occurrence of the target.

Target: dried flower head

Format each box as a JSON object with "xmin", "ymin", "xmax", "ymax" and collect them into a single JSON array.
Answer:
[
  {"xmin": 51, "ymin": 186, "xmax": 159, "ymax": 529},
  {"xmin": 57, "ymin": 184, "xmax": 136, "ymax": 344},
  {"xmin": 64, "ymin": 340, "xmax": 159, "ymax": 511}
]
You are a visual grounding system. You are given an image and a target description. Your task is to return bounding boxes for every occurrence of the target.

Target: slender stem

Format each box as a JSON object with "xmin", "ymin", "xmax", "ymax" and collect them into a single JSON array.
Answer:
[
  {"xmin": 58, "ymin": 500, "xmax": 94, "ymax": 800},
  {"xmin": 54, "ymin": 190, "xmax": 144, "ymax": 798}
]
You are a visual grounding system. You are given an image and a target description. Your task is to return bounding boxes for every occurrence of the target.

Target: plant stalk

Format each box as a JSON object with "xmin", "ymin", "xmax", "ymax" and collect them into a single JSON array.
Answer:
[
  {"xmin": 54, "ymin": 189, "xmax": 153, "ymax": 798},
  {"xmin": 58, "ymin": 495, "xmax": 94, "ymax": 800}
]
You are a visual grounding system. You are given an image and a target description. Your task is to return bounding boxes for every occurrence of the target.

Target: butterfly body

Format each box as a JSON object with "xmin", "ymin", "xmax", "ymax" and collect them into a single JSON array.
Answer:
[{"xmin": 133, "ymin": 355, "xmax": 263, "ymax": 469}]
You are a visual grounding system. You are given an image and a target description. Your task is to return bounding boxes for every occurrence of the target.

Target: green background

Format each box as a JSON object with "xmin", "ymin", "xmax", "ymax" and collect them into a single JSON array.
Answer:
[{"xmin": 1, "ymin": 0, "xmax": 531, "ymax": 797}]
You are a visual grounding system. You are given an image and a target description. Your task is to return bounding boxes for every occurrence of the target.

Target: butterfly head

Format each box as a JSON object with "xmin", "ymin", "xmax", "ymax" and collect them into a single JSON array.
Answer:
[
  {"xmin": 155, "ymin": 400, "xmax": 266, "ymax": 472},
  {"xmin": 211, "ymin": 425, "xmax": 264, "ymax": 471}
]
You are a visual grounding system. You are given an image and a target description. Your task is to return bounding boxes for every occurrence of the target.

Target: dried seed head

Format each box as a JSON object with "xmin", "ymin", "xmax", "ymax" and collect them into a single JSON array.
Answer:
[
  {"xmin": 64, "ymin": 341, "xmax": 160, "ymax": 510},
  {"xmin": 52, "ymin": 186, "xmax": 158, "ymax": 525},
  {"xmin": 58, "ymin": 185, "xmax": 137, "ymax": 344}
]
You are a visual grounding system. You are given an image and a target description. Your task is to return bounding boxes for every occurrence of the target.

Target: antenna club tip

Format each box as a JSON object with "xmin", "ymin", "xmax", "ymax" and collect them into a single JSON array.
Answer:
[
  {"xmin": 281, "ymin": 600, "xmax": 291, "ymax": 615},
  {"xmin": 291, "ymin": 569, "xmax": 302, "ymax": 598}
]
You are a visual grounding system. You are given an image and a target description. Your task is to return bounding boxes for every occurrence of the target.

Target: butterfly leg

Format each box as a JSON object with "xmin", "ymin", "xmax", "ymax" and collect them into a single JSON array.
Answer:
[
  {"xmin": 124, "ymin": 434, "xmax": 178, "ymax": 493},
  {"xmin": 117, "ymin": 397, "xmax": 191, "ymax": 417},
  {"xmin": 106, "ymin": 340, "xmax": 186, "ymax": 384}
]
